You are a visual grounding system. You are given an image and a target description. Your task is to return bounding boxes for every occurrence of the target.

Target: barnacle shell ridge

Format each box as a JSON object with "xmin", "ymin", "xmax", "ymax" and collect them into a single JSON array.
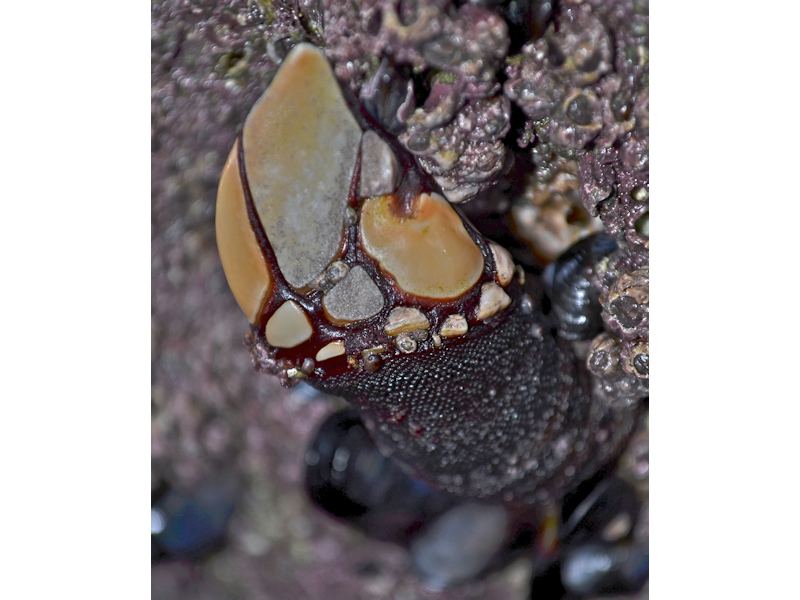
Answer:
[
  {"xmin": 475, "ymin": 283, "xmax": 512, "ymax": 321},
  {"xmin": 360, "ymin": 193, "xmax": 484, "ymax": 299},
  {"xmin": 265, "ymin": 300, "xmax": 313, "ymax": 348},
  {"xmin": 489, "ymin": 241, "xmax": 514, "ymax": 287},
  {"xmin": 359, "ymin": 131, "xmax": 400, "ymax": 197},
  {"xmin": 439, "ymin": 314, "xmax": 468, "ymax": 338},
  {"xmin": 215, "ymin": 141, "xmax": 272, "ymax": 322},
  {"xmin": 242, "ymin": 43, "xmax": 361, "ymax": 290},
  {"xmin": 316, "ymin": 341, "xmax": 346, "ymax": 362},
  {"xmin": 322, "ymin": 266, "xmax": 385, "ymax": 324},
  {"xmin": 384, "ymin": 306, "xmax": 430, "ymax": 336}
]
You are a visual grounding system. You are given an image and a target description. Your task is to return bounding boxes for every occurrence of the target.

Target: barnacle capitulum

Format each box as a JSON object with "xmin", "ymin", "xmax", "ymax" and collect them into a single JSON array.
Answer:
[
  {"xmin": 216, "ymin": 42, "xmax": 507, "ymax": 376},
  {"xmin": 216, "ymin": 42, "xmax": 638, "ymax": 506}
]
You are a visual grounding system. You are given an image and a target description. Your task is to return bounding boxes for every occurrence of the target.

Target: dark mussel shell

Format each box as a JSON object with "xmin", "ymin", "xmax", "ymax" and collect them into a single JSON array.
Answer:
[
  {"xmin": 544, "ymin": 233, "xmax": 617, "ymax": 341},
  {"xmin": 304, "ymin": 408, "xmax": 454, "ymax": 543}
]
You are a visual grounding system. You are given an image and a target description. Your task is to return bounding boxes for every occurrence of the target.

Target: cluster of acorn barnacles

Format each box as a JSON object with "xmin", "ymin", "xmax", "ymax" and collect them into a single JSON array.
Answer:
[{"xmin": 216, "ymin": 43, "xmax": 523, "ymax": 384}]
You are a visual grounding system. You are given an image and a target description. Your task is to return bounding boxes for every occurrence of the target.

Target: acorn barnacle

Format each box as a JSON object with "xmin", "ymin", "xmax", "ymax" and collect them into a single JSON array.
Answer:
[{"xmin": 215, "ymin": 44, "xmax": 638, "ymax": 506}]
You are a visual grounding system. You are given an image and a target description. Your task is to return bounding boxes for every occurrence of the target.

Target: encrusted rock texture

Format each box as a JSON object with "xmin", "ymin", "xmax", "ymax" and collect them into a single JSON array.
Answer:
[{"xmin": 152, "ymin": 0, "xmax": 648, "ymax": 598}]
